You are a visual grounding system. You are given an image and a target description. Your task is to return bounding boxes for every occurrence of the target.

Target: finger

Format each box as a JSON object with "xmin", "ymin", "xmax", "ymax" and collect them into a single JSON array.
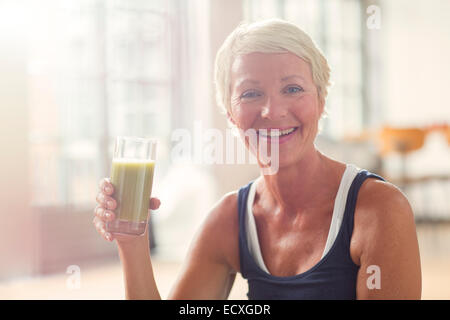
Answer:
[
  {"xmin": 96, "ymin": 191, "xmax": 105, "ymax": 205},
  {"xmin": 149, "ymin": 197, "xmax": 161, "ymax": 210},
  {"xmin": 93, "ymin": 216, "xmax": 105, "ymax": 234},
  {"xmin": 99, "ymin": 178, "xmax": 114, "ymax": 195},
  {"xmin": 94, "ymin": 205, "xmax": 115, "ymax": 221},
  {"xmin": 105, "ymin": 232, "xmax": 113, "ymax": 242},
  {"xmin": 103, "ymin": 196, "xmax": 117, "ymax": 210},
  {"xmin": 98, "ymin": 177, "xmax": 108, "ymax": 190},
  {"xmin": 96, "ymin": 193, "xmax": 117, "ymax": 210},
  {"xmin": 103, "ymin": 179, "xmax": 114, "ymax": 196},
  {"xmin": 103, "ymin": 210, "xmax": 115, "ymax": 221},
  {"xmin": 102, "ymin": 228, "xmax": 113, "ymax": 242},
  {"xmin": 93, "ymin": 217, "xmax": 113, "ymax": 242},
  {"xmin": 94, "ymin": 205, "xmax": 105, "ymax": 219}
]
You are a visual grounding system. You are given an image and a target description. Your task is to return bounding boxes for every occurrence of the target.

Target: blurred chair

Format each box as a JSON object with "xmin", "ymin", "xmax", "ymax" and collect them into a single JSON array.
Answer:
[
  {"xmin": 377, "ymin": 126, "xmax": 426, "ymax": 186},
  {"xmin": 341, "ymin": 125, "xmax": 450, "ymax": 221},
  {"xmin": 446, "ymin": 126, "xmax": 450, "ymax": 145},
  {"xmin": 376, "ymin": 125, "xmax": 450, "ymax": 222},
  {"xmin": 433, "ymin": 123, "xmax": 450, "ymax": 146}
]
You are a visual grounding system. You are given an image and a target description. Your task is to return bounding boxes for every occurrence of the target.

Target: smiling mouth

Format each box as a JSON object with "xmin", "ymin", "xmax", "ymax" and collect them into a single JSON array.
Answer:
[{"xmin": 257, "ymin": 127, "xmax": 299, "ymax": 138}]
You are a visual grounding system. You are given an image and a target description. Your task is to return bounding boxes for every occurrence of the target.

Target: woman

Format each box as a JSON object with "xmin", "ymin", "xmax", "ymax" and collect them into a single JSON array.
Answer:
[{"xmin": 93, "ymin": 19, "xmax": 421, "ymax": 299}]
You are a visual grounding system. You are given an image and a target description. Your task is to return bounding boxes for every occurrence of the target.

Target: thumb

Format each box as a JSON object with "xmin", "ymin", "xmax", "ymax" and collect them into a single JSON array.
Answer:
[{"xmin": 149, "ymin": 197, "xmax": 161, "ymax": 210}]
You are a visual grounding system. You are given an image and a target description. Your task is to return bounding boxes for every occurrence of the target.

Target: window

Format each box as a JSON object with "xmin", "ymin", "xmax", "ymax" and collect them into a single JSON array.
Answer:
[{"xmin": 28, "ymin": 0, "xmax": 176, "ymax": 209}]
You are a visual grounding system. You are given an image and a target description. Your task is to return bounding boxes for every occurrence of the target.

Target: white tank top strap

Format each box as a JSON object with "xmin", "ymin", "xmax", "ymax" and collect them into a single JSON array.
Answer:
[
  {"xmin": 245, "ymin": 163, "xmax": 362, "ymax": 275},
  {"xmin": 246, "ymin": 179, "xmax": 270, "ymax": 273},
  {"xmin": 320, "ymin": 163, "xmax": 361, "ymax": 259}
]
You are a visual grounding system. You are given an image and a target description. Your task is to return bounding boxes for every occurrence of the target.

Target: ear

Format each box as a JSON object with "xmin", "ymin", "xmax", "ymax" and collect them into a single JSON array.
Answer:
[
  {"xmin": 226, "ymin": 110, "xmax": 236, "ymax": 126},
  {"xmin": 318, "ymin": 96, "xmax": 325, "ymax": 117}
]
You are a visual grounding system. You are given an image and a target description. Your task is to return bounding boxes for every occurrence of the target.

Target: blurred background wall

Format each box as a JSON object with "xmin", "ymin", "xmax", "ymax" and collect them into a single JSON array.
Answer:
[{"xmin": 0, "ymin": 0, "xmax": 449, "ymax": 298}]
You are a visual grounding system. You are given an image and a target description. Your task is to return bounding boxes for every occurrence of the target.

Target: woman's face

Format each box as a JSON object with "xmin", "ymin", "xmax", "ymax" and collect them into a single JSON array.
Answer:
[{"xmin": 229, "ymin": 52, "xmax": 324, "ymax": 168}]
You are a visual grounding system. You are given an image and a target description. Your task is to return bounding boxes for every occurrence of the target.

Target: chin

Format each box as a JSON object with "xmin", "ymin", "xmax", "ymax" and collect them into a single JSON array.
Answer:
[{"xmin": 256, "ymin": 149, "xmax": 301, "ymax": 175}]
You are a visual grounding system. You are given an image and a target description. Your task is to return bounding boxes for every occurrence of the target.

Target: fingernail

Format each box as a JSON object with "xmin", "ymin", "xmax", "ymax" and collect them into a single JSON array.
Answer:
[
  {"xmin": 107, "ymin": 200, "xmax": 114, "ymax": 208},
  {"xmin": 105, "ymin": 212, "xmax": 111, "ymax": 219},
  {"xmin": 105, "ymin": 186, "xmax": 112, "ymax": 193},
  {"xmin": 105, "ymin": 233, "xmax": 111, "ymax": 241}
]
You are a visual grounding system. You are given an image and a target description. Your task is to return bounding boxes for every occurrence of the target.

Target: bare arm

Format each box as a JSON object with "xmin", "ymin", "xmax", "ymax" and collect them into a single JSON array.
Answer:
[
  {"xmin": 94, "ymin": 179, "xmax": 162, "ymax": 299},
  {"xmin": 355, "ymin": 181, "xmax": 422, "ymax": 299},
  {"xmin": 116, "ymin": 233, "xmax": 162, "ymax": 300},
  {"xmin": 94, "ymin": 178, "xmax": 239, "ymax": 300}
]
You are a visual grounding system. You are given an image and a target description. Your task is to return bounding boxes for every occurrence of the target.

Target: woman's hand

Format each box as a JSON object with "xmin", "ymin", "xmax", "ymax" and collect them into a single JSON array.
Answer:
[{"xmin": 93, "ymin": 177, "xmax": 161, "ymax": 244}]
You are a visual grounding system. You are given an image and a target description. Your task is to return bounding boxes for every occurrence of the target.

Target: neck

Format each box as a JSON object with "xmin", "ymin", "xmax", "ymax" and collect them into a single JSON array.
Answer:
[{"xmin": 258, "ymin": 147, "xmax": 339, "ymax": 216}]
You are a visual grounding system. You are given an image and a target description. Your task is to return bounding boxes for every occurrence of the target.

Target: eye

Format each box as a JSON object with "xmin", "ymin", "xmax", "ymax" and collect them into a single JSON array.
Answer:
[
  {"xmin": 241, "ymin": 90, "xmax": 262, "ymax": 100},
  {"xmin": 284, "ymin": 86, "xmax": 304, "ymax": 94}
]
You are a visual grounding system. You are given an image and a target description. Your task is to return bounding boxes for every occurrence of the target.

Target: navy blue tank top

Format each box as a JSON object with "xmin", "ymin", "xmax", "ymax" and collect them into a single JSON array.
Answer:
[{"xmin": 237, "ymin": 169, "xmax": 385, "ymax": 300}]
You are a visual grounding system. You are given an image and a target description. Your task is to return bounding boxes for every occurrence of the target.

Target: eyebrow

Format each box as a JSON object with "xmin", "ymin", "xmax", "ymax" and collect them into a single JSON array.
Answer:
[
  {"xmin": 235, "ymin": 75, "xmax": 306, "ymax": 89},
  {"xmin": 235, "ymin": 79, "xmax": 260, "ymax": 89},
  {"xmin": 281, "ymin": 75, "xmax": 306, "ymax": 82}
]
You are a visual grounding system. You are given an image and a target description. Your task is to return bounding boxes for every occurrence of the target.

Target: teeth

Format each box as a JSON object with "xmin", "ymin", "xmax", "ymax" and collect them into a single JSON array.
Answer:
[{"xmin": 258, "ymin": 127, "xmax": 296, "ymax": 137}]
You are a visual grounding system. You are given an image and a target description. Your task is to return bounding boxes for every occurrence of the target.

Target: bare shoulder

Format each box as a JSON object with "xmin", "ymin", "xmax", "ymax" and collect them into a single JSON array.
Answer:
[
  {"xmin": 357, "ymin": 177, "xmax": 414, "ymax": 222},
  {"xmin": 351, "ymin": 177, "xmax": 416, "ymax": 264},
  {"xmin": 205, "ymin": 190, "xmax": 239, "ymax": 244},
  {"xmin": 352, "ymin": 177, "xmax": 422, "ymax": 299}
]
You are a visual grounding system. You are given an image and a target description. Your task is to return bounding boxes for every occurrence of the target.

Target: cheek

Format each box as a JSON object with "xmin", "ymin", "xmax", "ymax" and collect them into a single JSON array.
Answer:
[
  {"xmin": 292, "ymin": 95, "xmax": 321, "ymax": 123},
  {"xmin": 230, "ymin": 104, "xmax": 259, "ymax": 130}
]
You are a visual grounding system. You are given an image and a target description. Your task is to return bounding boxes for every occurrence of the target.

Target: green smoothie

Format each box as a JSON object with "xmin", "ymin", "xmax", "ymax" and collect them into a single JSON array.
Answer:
[{"xmin": 110, "ymin": 158, "xmax": 155, "ymax": 223}]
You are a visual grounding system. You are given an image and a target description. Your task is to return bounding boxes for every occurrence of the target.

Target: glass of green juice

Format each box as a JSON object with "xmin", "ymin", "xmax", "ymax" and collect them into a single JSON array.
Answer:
[{"xmin": 105, "ymin": 136, "xmax": 157, "ymax": 236}]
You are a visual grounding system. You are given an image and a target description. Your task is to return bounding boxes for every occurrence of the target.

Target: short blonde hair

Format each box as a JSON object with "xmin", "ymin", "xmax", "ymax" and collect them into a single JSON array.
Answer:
[{"xmin": 214, "ymin": 18, "xmax": 331, "ymax": 117}]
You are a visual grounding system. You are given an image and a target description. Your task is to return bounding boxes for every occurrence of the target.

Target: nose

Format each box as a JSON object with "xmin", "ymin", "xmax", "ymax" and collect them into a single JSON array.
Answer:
[{"xmin": 261, "ymin": 95, "xmax": 288, "ymax": 120}]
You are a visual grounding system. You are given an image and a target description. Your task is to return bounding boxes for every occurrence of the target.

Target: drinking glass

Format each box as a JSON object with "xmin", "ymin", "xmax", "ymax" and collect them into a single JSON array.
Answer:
[{"xmin": 105, "ymin": 136, "xmax": 157, "ymax": 235}]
